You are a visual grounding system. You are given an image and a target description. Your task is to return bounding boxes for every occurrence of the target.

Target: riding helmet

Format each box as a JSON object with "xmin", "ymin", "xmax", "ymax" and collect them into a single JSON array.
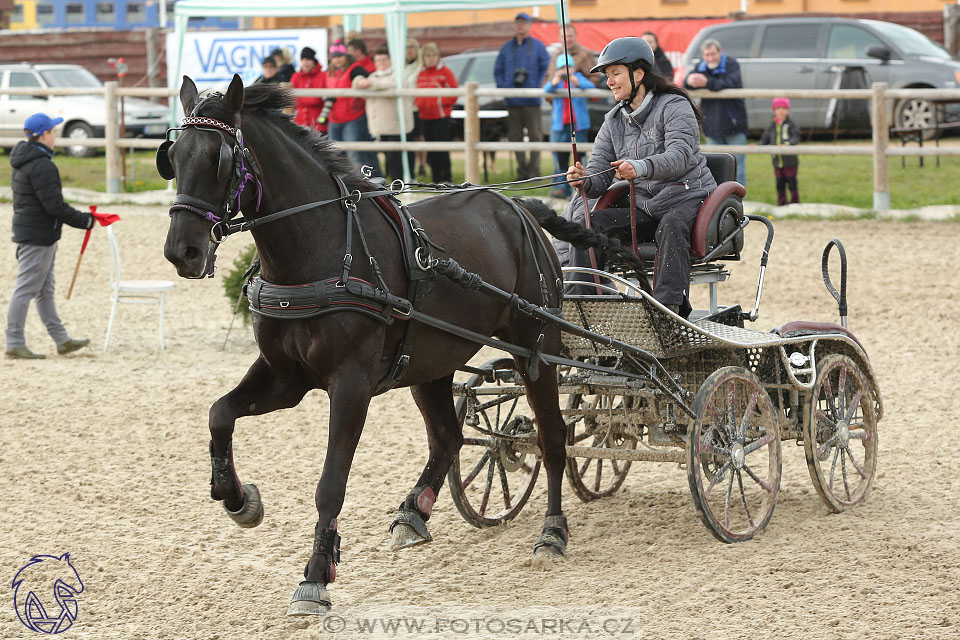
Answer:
[{"xmin": 590, "ymin": 37, "xmax": 655, "ymax": 74}]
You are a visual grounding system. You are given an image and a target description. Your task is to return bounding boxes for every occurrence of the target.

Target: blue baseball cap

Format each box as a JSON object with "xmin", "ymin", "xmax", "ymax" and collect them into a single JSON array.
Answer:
[
  {"xmin": 24, "ymin": 113, "xmax": 63, "ymax": 136},
  {"xmin": 555, "ymin": 54, "xmax": 574, "ymax": 69},
  {"xmin": 515, "ymin": 12, "xmax": 532, "ymax": 22}
]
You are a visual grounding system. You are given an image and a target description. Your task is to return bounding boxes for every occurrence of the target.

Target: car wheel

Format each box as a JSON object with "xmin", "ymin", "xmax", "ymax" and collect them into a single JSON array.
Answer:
[
  {"xmin": 894, "ymin": 97, "xmax": 936, "ymax": 140},
  {"xmin": 63, "ymin": 121, "xmax": 96, "ymax": 158}
]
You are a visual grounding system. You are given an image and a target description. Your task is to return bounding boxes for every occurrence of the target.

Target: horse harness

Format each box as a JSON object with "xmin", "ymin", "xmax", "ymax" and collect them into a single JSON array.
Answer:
[{"xmin": 162, "ymin": 101, "xmax": 560, "ymax": 392}]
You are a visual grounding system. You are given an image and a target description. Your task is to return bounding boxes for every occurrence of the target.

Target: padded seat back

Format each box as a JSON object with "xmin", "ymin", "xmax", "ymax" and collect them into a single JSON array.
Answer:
[{"xmin": 588, "ymin": 152, "xmax": 746, "ymax": 263}]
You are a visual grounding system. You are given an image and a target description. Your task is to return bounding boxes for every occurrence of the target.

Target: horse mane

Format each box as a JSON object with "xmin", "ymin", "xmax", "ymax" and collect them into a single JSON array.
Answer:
[{"xmin": 194, "ymin": 82, "xmax": 370, "ymax": 191}]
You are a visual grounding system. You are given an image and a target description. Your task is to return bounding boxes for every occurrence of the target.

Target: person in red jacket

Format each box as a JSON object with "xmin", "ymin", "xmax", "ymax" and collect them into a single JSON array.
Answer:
[
  {"xmin": 290, "ymin": 47, "xmax": 327, "ymax": 133},
  {"xmin": 325, "ymin": 39, "xmax": 381, "ymax": 176},
  {"xmin": 415, "ymin": 42, "xmax": 458, "ymax": 184}
]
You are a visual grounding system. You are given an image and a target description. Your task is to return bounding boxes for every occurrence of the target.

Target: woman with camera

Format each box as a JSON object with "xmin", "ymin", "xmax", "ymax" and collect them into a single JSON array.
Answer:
[{"xmin": 563, "ymin": 37, "xmax": 716, "ymax": 315}]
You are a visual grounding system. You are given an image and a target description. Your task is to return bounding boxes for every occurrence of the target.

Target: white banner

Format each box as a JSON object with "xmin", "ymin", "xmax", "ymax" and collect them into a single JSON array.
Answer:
[{"xmin": 167, "ymin": 28, "xmax": 329, "ymax": 89}]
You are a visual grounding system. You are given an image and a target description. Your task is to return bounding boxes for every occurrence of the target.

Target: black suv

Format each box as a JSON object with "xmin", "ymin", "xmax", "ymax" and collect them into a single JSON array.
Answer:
[{"xmin": 441, "ymin": 49, "xmax": 612, "ymax": 142}]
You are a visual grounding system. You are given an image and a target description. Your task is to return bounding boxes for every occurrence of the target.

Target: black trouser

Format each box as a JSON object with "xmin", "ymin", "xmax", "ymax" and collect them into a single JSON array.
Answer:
[
  {"xmin": 421, "ymin": 117, "xmax": 453, "ymax": 183},
  {"xmin": 774, "ymin": 165, "xmax": 799, "ymax": 205},
  {"xmin": 565, "ymin": 193, "xmax": 704, "ymax": 306},
  {"xmin": 378, "ymin": 134, "xmax": 415, "ymax": 182},
  {"xmin": 507, "ymin": 105, "xmax": 543, "ymax": 180}
]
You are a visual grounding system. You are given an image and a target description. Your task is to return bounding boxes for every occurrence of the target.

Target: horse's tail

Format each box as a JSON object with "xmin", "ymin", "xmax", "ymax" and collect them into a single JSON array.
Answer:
[{"xmin": 517, "ymin": 198, "xmax": 648, "ymax": 275}]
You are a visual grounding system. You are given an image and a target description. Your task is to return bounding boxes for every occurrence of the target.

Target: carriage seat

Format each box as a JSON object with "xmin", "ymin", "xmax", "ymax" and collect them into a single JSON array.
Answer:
[{"xmin": 590, "ymin": 152, "xmax": 746, "ymax": 263}]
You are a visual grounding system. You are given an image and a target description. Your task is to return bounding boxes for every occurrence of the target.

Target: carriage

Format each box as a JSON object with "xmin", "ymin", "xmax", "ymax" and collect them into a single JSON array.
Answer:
[
  {"xmin": 161, "ymin": 77, "xmax": 882, "ymax": 615},
  {"xmin": 445, "ymin": 153, "xmax": 883, "ymax": 543}
]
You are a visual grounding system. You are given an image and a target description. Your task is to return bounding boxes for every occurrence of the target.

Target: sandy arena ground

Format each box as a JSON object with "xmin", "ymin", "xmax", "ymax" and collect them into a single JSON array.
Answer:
[{"xmin": 0, "ymin": 204, "xmax": 958, "ymax": 639}]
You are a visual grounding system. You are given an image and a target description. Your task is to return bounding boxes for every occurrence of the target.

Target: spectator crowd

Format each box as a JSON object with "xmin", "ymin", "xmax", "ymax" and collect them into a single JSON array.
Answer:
[{"xmin": 265, "ymin": 21, "xmax": 785, "ymax": 197}]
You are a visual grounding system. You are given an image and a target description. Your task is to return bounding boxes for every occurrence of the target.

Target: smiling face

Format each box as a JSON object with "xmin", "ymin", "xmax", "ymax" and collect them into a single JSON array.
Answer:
[
  {"xmin": 605, "ymin": 64, "xmax": 643, "ymax": 102},
  {"xmin": 374, "ymin": 53, "xmax": 392, "ymax": 72}
]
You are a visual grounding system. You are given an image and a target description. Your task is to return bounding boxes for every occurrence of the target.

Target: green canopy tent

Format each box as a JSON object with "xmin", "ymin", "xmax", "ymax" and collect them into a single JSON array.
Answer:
[{"xmin": 171, "ymin": 0, "xmax": 563, "ymax": 180}]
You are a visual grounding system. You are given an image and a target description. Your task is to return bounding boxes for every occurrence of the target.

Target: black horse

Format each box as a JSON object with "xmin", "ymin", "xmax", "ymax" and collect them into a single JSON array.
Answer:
[{"xmin": 162, "ymin": 76, "xmax": 574, "ymax": 615}]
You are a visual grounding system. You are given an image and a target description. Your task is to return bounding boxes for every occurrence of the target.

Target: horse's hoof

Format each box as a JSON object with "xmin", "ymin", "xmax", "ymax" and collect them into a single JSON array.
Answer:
[
  {"xmin": 223, "ymin": 483, "xmax": 263, "ymax": 528},
  {"xmin": 533, "ymin": 544, "xmax": 564, "ymax": 559},
  {"xmin": 287, "ymin": 581, "xmax": 331, "ymax": 616},
  {"xmin": 389, "ymin": 506, "xmax": 433, "ymax": 551},
  {"xmin": 532, "ymin": 514, "xmax": 568, "ymax": 558},
  {"xmin": 390, "ymin": 522, "xmax": 432, "ymax": 551}
]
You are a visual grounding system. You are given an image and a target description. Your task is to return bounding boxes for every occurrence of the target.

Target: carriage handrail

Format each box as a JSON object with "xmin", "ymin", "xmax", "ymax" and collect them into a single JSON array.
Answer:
[
  {"xmin": 821, "ymin": 240, "xmax": 848, "ymax": 328},
  {"xmin": 745, "ymin": 214, "xmax": 776, "ymax": 322}
]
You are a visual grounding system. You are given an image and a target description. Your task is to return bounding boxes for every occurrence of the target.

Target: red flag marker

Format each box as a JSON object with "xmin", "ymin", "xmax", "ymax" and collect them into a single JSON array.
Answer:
[{"xmin": 67, "ymin": 205, "xmax": 120, "ymax": 300}]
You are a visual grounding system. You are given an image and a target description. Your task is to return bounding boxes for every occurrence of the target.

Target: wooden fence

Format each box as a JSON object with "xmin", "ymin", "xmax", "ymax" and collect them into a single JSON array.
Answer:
[{"xmin": 2, "ymin": 82, "xmax": 959, "ymax": 209}]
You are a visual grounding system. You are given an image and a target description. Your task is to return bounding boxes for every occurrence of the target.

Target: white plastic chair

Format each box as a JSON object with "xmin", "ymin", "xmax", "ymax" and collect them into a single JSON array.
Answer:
[{"xmin": 103, "ymin": 225, "xmax": 176, "ymax": 351}]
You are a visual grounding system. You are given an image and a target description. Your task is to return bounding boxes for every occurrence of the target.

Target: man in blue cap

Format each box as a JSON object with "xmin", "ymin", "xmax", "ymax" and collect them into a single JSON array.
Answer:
[
  {"xmin": 494, "ymin": 11, "xmax": 549, "ymax": 181},
  {"xmin": 5, "ymin": 113, "xmax": 93, "ymax": 359}
]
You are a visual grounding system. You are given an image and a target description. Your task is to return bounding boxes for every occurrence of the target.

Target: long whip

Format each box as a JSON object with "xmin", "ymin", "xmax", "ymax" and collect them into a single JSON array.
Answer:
[{"xmin": 558, "ymin": 0, "xmax": 602, "ymax": 291}]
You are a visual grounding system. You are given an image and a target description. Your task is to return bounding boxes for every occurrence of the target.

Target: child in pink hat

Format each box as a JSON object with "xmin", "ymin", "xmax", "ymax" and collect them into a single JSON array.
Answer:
[{"xmin": 758, "ymin": 97, "xmax": 800, "ymax": 205}]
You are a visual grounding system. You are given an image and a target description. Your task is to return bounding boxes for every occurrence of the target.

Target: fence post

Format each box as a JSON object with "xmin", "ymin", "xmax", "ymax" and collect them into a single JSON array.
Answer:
[
  {"xmin": 105, "ymin": 81, "xmax": 121, "ymax": 194},
  {"xmin": 871, "ymin": 82, "xmax": 889, "ymax": 210},
  {"xmin": 464, "ymin": 82, "xmax": 480, "ymax": 185}
]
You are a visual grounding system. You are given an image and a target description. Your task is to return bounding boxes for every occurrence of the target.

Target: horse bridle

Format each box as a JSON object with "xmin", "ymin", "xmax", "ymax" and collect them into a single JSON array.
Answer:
[{"xmin": 157, "ymin": 93, "xmax": 264, "ymax": 278}]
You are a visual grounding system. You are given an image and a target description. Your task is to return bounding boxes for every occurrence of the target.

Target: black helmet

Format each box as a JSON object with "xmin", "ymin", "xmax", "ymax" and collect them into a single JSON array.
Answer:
[{"xmin": 590, "ymin": 37, "xmax": 655, "ymax": 74}]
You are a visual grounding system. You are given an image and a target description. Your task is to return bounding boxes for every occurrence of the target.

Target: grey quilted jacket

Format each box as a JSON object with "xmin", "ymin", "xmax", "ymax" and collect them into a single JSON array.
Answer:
[{"xmin": 582, "ymin": 91, "xmax": 716, "ymax": 218}]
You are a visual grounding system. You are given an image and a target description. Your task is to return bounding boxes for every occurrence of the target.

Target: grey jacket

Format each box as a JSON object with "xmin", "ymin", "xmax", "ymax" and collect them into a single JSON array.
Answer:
[{"xmin": 582, "ymin": 91, "xmax": 716, "ymax": 219}]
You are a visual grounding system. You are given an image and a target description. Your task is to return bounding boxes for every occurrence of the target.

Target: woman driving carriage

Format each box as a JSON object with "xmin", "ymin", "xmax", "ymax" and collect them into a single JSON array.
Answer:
[{"xmin": 564, "ymin": 37, "xmax": 716, "ymax": 314}]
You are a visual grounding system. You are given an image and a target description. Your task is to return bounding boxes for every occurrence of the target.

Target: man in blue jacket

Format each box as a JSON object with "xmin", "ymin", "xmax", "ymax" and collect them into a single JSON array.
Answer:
[
  {"xmin": 684, "ymin": 38, "xmax": 748, "ymax": 186},
  {"xmin": 494, "ymin": 12, "xmax": 550, "ymax": 181},
  {"xmin": 6, "ymin": 113, "xmax": 93, "ymax": 359}
]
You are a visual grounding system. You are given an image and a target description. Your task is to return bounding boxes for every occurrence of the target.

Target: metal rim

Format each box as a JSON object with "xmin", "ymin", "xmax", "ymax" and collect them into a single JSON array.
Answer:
[
  {"xmin": 803, "ymin": 354, "xmax": 878, "ymax": 512},
  {"xmin": 687, "ymin": 366, "xmax": 781, "ymax": 543}
]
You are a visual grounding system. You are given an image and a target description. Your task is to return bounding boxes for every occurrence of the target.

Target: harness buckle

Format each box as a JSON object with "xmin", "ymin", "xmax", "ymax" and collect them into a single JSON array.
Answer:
[
  {"xmin": 280, "ymin": 301, "xmax": 290, "ymax": 308},
  {"xmin": 210, "ymin": 221, "xmax": 228, "ymax": 244},
  {"xmin": 415, "ymin": 247, "xmax": 435, "ymax": 271}
]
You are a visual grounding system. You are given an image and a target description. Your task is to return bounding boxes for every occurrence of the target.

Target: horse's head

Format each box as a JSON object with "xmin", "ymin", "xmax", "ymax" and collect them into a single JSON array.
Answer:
[{"xmin": 162, "ymin": 74, "xmax": 255, "ymax": 279}]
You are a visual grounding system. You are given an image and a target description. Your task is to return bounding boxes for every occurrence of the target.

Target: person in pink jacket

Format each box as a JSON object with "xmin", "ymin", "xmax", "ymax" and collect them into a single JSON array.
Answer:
[{"xmin": 415, "ymin": 43, "xmax": 458, "ymax": 184}]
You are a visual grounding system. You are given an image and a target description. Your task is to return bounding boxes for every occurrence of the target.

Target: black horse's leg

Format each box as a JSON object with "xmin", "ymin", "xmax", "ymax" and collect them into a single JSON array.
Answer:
[
  {"xmin": 390, "ymin": 374, "xmax": 463, "ymax": 550},
  {"xmin": 288, "ymin": 378, "xmax": 372, "ymax": 617},
  {"xmin": 209, "ymin": 356, "xmax": 310, "ymax": 521},
  {"xmin": 520, "ymin": 362, "xmax": 570, "ymax": 557}
]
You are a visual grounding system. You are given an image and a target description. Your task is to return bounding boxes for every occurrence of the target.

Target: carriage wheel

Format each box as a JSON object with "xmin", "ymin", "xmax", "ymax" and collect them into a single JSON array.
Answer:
[
  {"xmin": 447, "ymin": 358, "xmax": 541, "ymax": 528},
  {"xmin": 687, "ymin": 366, "xmax": 781, "ymax": 543},
  {"xmin": 803, "ymin": 354, "xmax": 878, "ymax": 512},
  {"xmin": 564, "ymin": 393, "xmax": 636, "ymax": 502}
]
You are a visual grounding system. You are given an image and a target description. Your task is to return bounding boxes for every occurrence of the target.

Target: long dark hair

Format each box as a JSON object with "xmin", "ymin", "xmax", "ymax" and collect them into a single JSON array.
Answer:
[{"xmin": 637, "ymin": 60, "xmax": 702, "ymax": 122}]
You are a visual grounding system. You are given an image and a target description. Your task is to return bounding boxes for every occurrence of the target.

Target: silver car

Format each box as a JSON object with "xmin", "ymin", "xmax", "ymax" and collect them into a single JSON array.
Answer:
[
  {"xmin": 680, "ymin": 17, "xmax": 960, "ymax": 134},
  {"xmin": 0, "ymin": 63, "xmax": 169, "ymax": 157}
]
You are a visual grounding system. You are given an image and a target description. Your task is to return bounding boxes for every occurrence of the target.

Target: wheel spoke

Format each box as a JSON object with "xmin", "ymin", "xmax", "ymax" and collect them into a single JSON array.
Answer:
[
  {"xmin": 593, "ymin": 456, "xmax": 603, "ymax": 492},
  {"xmin": 815, "ymin": 407, "xmax": 837, "ymax": 428},
  {"xmin": 842, "ymin": 444, "xmax": 868, "ymax": 479},
  {"xmin": 497, "ymin": 458, "xmax": 512, "ymax": 510},
  {"xmin": 578, "ymin": 456, "xmax": 592, "ymax": 477},
  {"xmin": 845, "ymin": 389, "xmax": 863, "ymax": 424},
  {"xmin": 610, "ymin": 458, "xmax": 621, "ymax": 476},
  {"xmin": 817, "ymin": 434, "xmax": 840, "ymax": 459},
  {"xmin": 841, "ymin": 447, "xmax": 851, "ymax": 500},
  {"xmin": 705, "ymin": 461, "xmax": 731, "ymax": 499},
  {"xmin": 478, "ymin": 457, "xmax": 496, "ymax": 517},
  {"xmin": 827, "ymin": 445, "xmax": 841, "ymax": 492},
  {"xmin": 737, "ymin": 470, "xmax": 755, "ymax": 528},
  {"xmin": 462, "ymin": 451, "xmax": 490, "ymax": 490},
  {"xmin": 743, "ymin": 431, "xmax": 776, "ymax": 456},
  {"xmin": 572, "ymin": 430, "xmax": 593, "ymax": 444},
  {"xmin": 738, "ymin": 390, "xmax": 760, "ymax": 439},
  {"xmin": 742, "ymin": 462, "xmax": 775, "ymax": 494},
  {"xmin": 724, "ymin": 466, "xmax": 734, "ymax": 529}
]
